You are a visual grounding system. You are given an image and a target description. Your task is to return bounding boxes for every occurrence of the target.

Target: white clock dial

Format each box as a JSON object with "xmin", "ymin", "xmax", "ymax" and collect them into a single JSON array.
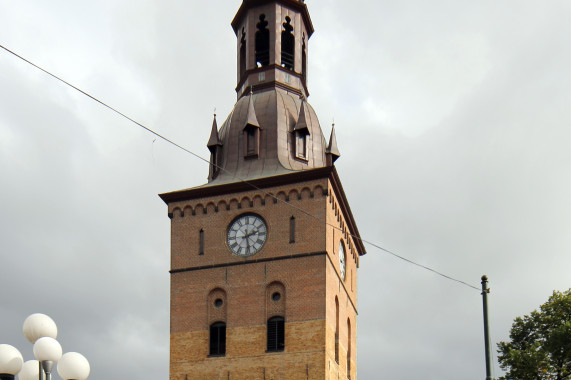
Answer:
[
  {"xmin": 227, "ymin": 214, "xmax": 268, "ymax": 257},
  {"xmin": 339, "ymin": 240, "xmax": 346, "ymax": 280}
]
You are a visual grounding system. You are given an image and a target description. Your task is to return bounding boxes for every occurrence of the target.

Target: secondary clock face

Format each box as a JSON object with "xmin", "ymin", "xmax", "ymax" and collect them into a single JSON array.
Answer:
[
  {"xmin": 339, "ymin": 240, "xmax": 346, "ymax": 280},
  {"xmin": 227, "ymin": 214, "xmax": 268, "ymax": 257}
]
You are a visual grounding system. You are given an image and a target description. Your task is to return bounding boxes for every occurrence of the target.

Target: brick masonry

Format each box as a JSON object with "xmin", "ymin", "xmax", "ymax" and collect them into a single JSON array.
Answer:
[{"xmin": 166, "ymin": 175, "xmax": 359, "ymax": 379}]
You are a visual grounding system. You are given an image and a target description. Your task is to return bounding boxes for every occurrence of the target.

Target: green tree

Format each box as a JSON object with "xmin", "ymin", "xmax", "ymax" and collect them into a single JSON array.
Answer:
[{"xmin": 498, "ymin": 289, "xmax": 571, "ymax": 380}]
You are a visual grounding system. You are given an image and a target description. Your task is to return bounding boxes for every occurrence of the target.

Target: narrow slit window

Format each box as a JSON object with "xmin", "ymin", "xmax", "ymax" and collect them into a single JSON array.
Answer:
[
  {"xmin": 281, "ymin": 16, "xmax": 295, "ymax": 70},
  {"xmin": 290, "ymin": 216, "xmax": 295, "ymax": 243},
  {"xmin": 209, "ymin": 322, "xmax": 226, "ymax": 356},
  {"xmin": 335, "ymin": 297, "xmax": 340, "ymax": 363},
  {"xmin": 302, "ymin": 35, "xmax": 307, "ymax": 81},
  {"xmin": 347, "ymin": 319, "xmax": 352, "ymax": 379},
  {"xmin": 267, "ymin": 316, "xmax": 285, "ymax": 352},
  {"xmin": 199, "ymin": 229, "xmax": 205, "ymax": 255},
  {"xmin": 255, "ymin": 14, "xmax": 270, "ymax": 67}
]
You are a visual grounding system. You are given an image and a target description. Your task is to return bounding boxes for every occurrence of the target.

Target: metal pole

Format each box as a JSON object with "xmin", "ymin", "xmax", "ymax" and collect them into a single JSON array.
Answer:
[
  {"xmin": 481, "ymin": 275, "xmax": 493, "ymax": 380},
  {"xmin": 38, "ymin": 360, "xmax": 44, "ymax": 380}
]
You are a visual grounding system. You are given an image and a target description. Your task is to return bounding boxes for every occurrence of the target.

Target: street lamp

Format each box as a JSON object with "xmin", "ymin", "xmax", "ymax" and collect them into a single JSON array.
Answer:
[
  {"xmin": 0, "ymin": 314, "xmax": 89, "ymax": 380},
  {"xmin": 33, "ymin": 338, "xmax": 62, "ymax": 380},
  {"xmin": 23, "ymin": 314, "xmax": 58, "ymax": 380}
]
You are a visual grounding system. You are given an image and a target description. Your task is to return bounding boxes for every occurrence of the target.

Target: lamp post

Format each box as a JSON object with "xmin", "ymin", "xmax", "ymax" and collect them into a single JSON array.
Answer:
[
  {"xmin": 0, "ymin": 314, "xmax": 89, "ymax": 380},
  {"xmin": 23, "ymin": 313, "xmax": 58, "ymax": 380}
]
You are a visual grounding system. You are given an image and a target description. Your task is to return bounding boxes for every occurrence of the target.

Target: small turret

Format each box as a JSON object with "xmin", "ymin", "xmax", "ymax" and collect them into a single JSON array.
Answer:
[
  {"xmin": 326, "ymin": 124, "xmax": 341, "ymax": 166},
  {"xmin": 207, "ymin": 114, "xmax": 223, "ymax": 180}
]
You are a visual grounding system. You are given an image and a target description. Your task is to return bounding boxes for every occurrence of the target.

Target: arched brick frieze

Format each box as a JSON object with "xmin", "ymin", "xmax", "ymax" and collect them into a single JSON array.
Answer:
[
  {"xmin": 240, "ymin": 196, "xmax": 253, "ymax": 208},
  {"xmin": 276, "ymin": 191, "xmax": 288, "ymax": 202},
  {"xmin": 314, "ymin": 184, "xmax": 326, "ymax": 198},
  {"xmin": 253, "ymin": 194, "xmax": 264, "ymax": 207},
  {"xmin": 288, "ymin": 189, "xmax": 300, "ymax": 201},
  {"xmin": 194, "ymin": 203, "xmax": 206, "ymax": 215},
  {"xmin": 172, "ymin": 207, "xmax": 183, "ymax": 219},
  {"xmin": 206, "ymin": 202, "xmax": 217, "ymax": 214},
  {"xmin": 265, "ymin": 193, "xmax": 276, "ymax": 205},
  {"xmin": 229, "ymin": 198, "xmax": 240, "ymax": 210},
  {"xmin": 300, "ymin": 187, "xmax": 312, "ymax": 200},
  {"xmin": 217, "ymin": 200, "xmax": 229, "ymax": 212}
]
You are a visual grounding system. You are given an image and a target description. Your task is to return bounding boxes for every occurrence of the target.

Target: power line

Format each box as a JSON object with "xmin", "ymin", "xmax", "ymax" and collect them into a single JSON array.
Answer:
[{"xmin": 0, "ymin": 43, "xmax": 481, "ymax": 292}]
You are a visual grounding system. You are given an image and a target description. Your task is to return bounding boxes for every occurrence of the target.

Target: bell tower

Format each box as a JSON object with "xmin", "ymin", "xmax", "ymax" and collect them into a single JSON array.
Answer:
[
  {"xmin": 160, "ymin": 1, "xmax": 366, "ymax": 379},
  {"xmin": 233, "ymin": 0, "xmax": 313, "ymax": 99}
]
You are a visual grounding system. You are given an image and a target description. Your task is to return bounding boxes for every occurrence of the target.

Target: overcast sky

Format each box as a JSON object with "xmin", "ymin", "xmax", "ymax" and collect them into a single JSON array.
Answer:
[{"xmin": 1, "ymin": 1, "xmax": 570, "ymax": 379}]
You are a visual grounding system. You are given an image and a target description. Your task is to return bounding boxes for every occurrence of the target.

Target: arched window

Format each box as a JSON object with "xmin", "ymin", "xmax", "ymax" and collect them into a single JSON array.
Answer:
[
  {"xmin": 209, "ymin": 322, "xmax": 226, "ymax": 356},
  {"xmin": 240, "ymin": 28, "xmax": 247, "ymax": 78},
  {"xmin": 267, "ymin": 316, "xmax": 285, "ymax": 352},
  {"xmin": 255, "ymin": 14, "xmax": 270, "ymax": 67},
  {"xmin": 295, "ymin": 131, "xmax": 308, "ymax": 159},
  {"xmin": 246, "ymin": 127, "xmax": 257, "ymax": 156},
  {"xmin": 335, "ymin": 297, "xmax": 339, "ymax": 363},
  {"xmin": 281, "ymin": 16, "xmax": 294, "ymax": 70}
]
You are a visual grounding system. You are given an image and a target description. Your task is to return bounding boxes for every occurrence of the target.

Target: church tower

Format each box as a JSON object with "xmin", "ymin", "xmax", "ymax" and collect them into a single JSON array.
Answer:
[{"xmin": 160, "ymin": 1, "xmax": 366, "ymax": 379}]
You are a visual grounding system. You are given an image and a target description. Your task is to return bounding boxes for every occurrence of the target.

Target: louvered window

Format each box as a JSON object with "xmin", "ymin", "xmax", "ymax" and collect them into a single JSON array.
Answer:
[
  {"xmin": 209, "ymin": 322, "xmax": 226, "ymax": 356},
  {"xmin": 267, "ymin": 317, "xmax": 285, "ymax": 352},
  {"xmin": 281, "ymin": 17, "xmax": 295, "ymax": 70},
  {"xmin": 255, "ymin": 14, "xmax": 270, "ymax": 67}
]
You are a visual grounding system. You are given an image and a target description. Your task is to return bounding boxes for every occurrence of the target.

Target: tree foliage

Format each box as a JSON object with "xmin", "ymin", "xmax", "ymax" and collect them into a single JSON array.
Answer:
[{"xmin": 498, "ymin": 289, "xmax": 571, "ymax": 380}]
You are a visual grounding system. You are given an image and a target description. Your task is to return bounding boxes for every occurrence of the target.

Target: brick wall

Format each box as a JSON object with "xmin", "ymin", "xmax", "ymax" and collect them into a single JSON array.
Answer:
[{"xmin": 167, "ymin": 176, "xmax": 359, "ymax": 379}]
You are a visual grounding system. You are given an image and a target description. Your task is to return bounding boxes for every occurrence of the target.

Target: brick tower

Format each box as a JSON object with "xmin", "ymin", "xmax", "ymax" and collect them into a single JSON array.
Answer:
[{"xmin": 159, "ymin": 1, "xmax": 366, "ymax": 379}]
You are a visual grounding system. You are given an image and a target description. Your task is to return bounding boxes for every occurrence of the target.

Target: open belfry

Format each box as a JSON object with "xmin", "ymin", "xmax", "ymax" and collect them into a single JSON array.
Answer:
[{"xmin": 159, "ymin": 0, "xmax": 366, "ymax": 378}]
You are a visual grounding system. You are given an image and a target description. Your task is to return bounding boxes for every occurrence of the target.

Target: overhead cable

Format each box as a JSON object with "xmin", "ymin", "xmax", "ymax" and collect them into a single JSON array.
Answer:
[{"xmin": 0, "ymin": 43, "xmax": 481, "ymax": 292}]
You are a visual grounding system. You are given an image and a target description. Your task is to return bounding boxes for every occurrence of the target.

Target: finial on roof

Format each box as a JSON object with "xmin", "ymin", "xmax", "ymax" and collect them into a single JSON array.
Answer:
[
  {"xmin": 326, "ymin": 123, "xmax": 340, "ymax": 165},
  {"xmin": 207, "ymin": 113, "xmax": 222, "ymax": 152}
]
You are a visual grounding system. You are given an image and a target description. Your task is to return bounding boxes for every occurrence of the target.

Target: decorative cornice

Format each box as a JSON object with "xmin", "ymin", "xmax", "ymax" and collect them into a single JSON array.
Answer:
[{"xmin": 159, "ymin": 167, "xmax": 333, "ymax": 204}]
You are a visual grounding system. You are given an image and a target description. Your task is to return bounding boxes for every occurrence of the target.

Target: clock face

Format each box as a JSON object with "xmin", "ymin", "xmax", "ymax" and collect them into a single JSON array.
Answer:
[
  {"xmin": 227, "ymin": 214, "xmax": 268, "ymax": 257},
  {"xmin": 339, "ymin": 241, "xmax": 346, "ymax": 280}
]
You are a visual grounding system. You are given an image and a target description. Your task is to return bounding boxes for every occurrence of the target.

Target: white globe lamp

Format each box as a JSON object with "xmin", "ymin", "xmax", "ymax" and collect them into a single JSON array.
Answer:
[
  {"xmin": 0, "ymin": 344, "xmax": 23, "ymax": 380},
  {"xmin": 18, "ymin": 360, "xmax": 40, "ymax": 380},
  {"xmin": 57, "ymin": 352, "xmax": 90, "ymax": 380},
  {"xmin": 23, "ymin": 314, "xmax": 57, "ymax": 344},
  {"xmin": 33, "ymin": 337, "xmax": 62, "ymax": 380}
]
